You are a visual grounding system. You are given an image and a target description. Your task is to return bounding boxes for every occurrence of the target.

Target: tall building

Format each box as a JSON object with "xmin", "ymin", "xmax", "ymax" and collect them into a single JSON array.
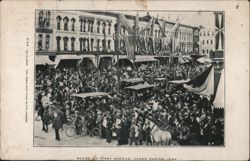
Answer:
[
  {"xmin": 199, "ymin": 27, "xmax": 216, "ymax": 55},
  {"xmin": 35, "ymin": 10, "xmax": 199, "ymax": 67}
]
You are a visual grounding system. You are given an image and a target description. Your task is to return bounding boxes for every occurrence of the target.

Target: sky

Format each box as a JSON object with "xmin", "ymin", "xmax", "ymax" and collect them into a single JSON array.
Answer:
[{"xmin": 113, "ymin": 11, "xmax": 215, "ymax": 29}]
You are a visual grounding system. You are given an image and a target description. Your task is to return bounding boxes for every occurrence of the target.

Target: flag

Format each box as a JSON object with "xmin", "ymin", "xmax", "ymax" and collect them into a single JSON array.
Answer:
[
  {"xmin": 160, "ymin": 20, "xmax": 180, "ymax": 53},
  {"xmin": 123, "ymin": 35, "xmax": 135, "ymax": 62},
  {"xmin": 184, "ymin": 65, "xmax": 214, "ymax": 98},
  {"xmin": 214, "ymin": 12, "xmax": 224, "ymax": 51},
  {"xmin": 119, "ymin": 14, "xmax": 134, "ymax": 34},
  {"xmin": 213, "ymin": 69, "xmax": 224, "ymax": 108}
]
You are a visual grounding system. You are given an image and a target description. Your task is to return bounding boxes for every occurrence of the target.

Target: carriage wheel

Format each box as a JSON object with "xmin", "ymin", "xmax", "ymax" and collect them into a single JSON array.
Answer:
[
  {"xmin": 65, "ymin": 127, "xmax": 75, "ymax": 137},
  {"xmin": 80, "ymin": 126, "xmax": 88, "ymax": 136},
  {"xmin": 91, "ymin": 128, "xmax": 101, "ymax": 137}
]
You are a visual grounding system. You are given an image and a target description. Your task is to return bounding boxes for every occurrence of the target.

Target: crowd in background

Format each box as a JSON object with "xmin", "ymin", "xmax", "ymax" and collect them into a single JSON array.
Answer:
[{"xmin": 35, "ymin": 62, "xmax": 223, "ymax": 145}]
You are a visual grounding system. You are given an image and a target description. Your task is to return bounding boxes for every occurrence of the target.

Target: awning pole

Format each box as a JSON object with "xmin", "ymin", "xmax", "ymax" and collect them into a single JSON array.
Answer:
[{"xmin": 116, "ymin": 14, "xmax": 122, "ymax": 95}]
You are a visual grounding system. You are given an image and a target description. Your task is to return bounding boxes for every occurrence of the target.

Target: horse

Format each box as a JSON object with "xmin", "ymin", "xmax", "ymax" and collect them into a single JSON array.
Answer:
[{"xmin": 143, "ymin": 118, "xmax": 172, "ymax": 146}]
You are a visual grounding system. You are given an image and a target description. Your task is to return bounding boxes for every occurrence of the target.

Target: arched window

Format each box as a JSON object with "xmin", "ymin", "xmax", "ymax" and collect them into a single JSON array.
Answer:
[
  {"xmin": 56, "ymin": 16, "xmax": 61, "ymax": 30},
  {"xmin": 207, "ymin": 40, "xmax": 209, "ymax": 44},
  {"xmin": 82, "ymin": 20, "xmax": 86, "ymax": 32},
  {"xmin": 108, "ymin": 23, "xmax": 111, "ymax": 35},
  {"xmin": 97, "ymin": 21, "xmax": 100, "ymax": 33},
  {"xmin": 102, "ymin": 22, "xmax": 106, "ymax": 34},
  {"xmin": 45, "ymin": 11, "xmax": 50, "ymax": 27},
  {"xmin": 97, "ymin": 39, "xmax": 100, "ymax": 51},
  {"xmin": 82, "ymin": 38, "xmax": 86, "ymax": 51},
  {"xmin": 71, "ymin": 18, "xmax": 75, "ymax": 31},
  {"xmin": 88, "ymin": 20, "xmax": 91, "ymax": 32},
  {"xmin": 204, "ymin": 32, "xmax": 206, "ymax": 36},
  {"xmin": 107, "ymin": 40, "xmax": 111, "ymax": 49},
  {"xmin": 45, "ymin": 35, "xmax": 50, "ymax": 49},
  {"xmin": 63, "ymin": 37, "xmax": 69, "ymax": 51},
  {"xmin": 56, "ymin": 36, "xmax": 61, "ymax": 51},
  {"xmin": 211, "ymin": 39, "xmax": 213, "ymax": 45},
  {"xmin": 63, "ymin": 17, "xmax": 69, "ymax": 31},
  {"xmin": 206, "ymin": 49, "xmax": 209, "ymax": 53},
  {"xmin": 203, "ymin": 49, "xmax": 205, "ymax": 54},
  {"xmin": 79, "ymin": 38, "xmax": 83, "ymax": 51},
  {"xmin": 38, "ymin": 11, "xmax": 43, "ymax": 26},
  {"xmin": 102, "ymin": 39, "xmax": 106, "ymax": 51},
  {"xmin": 86, "ymin": 38, "xmax": 90, "ymax": 51},
  {"xmin": 207, "ymin": 31, "xmax": 210, "ymax": 36},
  {"xmin": 71, "ymin": 37, "xmax": 75, "ymax": 51},
  {"xmin": 91, "ymin": 21, "xmax": 94, "ymax": 33},
  {"xmin": 203, "ymin": 40, "xmax": 205, "ymax": 45},
  {"xmin": 114, "ymin": 23, "xmax": 117, "ymax": 33},
  {"xmin": 91, "ymin": 38, "xmax": 94, "ymax": 51},
  {"xmin": 38, "ymin": 34, "xmax": 43, "ymax": 50}
]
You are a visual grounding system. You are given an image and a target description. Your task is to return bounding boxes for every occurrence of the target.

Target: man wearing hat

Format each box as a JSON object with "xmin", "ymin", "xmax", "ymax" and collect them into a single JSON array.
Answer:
[
  {"xmin": 96, "ymin": 109, "xmax": 103, "ymax": 136},
  {"xmin": 74, "ymin": 111, "xmax": 82, "ymax": 135},
  {"xmin": 52, "ymin": 112, "xmax": 63, "ymax": 141}
]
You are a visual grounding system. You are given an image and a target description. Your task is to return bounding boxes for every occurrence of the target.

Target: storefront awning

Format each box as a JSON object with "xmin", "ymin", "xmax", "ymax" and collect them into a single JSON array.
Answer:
[
  {"xmin": 135, "ymin": 56, "xmax": 158, "ymax": 62},
  {"xmin": 54, "ymin": 54, "xmax": 95, "ymax": 68},
  {"xmin": 35, "ymin": 55, "xmax": 56, "ymax": 66}
]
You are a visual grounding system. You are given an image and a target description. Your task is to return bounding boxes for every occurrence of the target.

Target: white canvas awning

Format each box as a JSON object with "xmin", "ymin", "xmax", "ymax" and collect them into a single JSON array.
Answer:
[
  {"xmin": 35, "ymin": 55, "xmax": 56, "ymax": 66},
  {"xmin": 135, "ymin": 56, "xmax": 158, "ymax": 62},
  {"xmin": 71, "ymin": 92, "xmax": 110, "ymax": 99}
]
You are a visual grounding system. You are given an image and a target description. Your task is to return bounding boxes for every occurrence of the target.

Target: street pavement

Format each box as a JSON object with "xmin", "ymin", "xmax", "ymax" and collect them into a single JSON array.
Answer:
[{"xmin": 34, "ymin": 118, "xmax": 118, "ymax": 147}]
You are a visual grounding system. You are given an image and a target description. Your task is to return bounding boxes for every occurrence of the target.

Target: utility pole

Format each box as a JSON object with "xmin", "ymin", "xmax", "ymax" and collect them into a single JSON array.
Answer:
[{"xmin": 116, "ymin": 14, "xmax": 122, "ymax": 95}]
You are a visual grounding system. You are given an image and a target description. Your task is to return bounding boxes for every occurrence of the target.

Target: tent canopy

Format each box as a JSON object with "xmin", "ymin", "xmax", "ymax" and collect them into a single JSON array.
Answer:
[
  {"xmin": 169, "ymin": 79, "xmax": 190, "ymax": 84},
  {"xmin": 155, "ymin": 78, "xmax": 167, "ymax": 81},
  {"xmin": 125, "ymin": 84, "xmax": 157, "ymax": 90},
  {"xmin": 122, "ymin": 78, "xmax": 144, "ymax": 83},
  {"xmin": 35, "ymin": 55, "xmax": 56, "ymax": 66},
  {"xmin": 71, "ymin": 92, "xmax": 110, "ymax": 99}
]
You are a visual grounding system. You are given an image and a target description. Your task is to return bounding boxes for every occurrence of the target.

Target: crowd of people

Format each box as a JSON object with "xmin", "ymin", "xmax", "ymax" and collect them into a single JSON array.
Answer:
[{"xmin": 35, "ymin": 61, "xmax": 223, "ymax": 146}]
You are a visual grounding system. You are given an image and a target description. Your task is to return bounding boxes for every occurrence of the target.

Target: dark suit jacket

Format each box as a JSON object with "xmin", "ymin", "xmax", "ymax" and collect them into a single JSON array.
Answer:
[{"xmin": 52, "ymin": 116, "xmax": 63, "ymax": 130}]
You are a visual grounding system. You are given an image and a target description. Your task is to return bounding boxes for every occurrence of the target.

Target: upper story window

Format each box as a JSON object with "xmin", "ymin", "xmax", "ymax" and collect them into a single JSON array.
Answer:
[
  {"xmin": 56, "ymin": 16, "xmax": 61, "ymax": 30},
  {"xmin": 38, "ymin": 11, "xmax": 43, "ymax": 27},
  {"xmin": 71, "ymin": 18, "xmax": 75, "ymax": 31},
  {"xmin": 207, "ymin": 31, "xmax": 210, "ymax": 36},
  {"xmin": 203, "ymin": 40, "xmax": 205, "ymax": 45},
  {"xmin": 45, "ymin": 35, "xmax": 50, "ymax": 49},
  {"xmin": 97, "ymin": 21, "xmax": 100, "ymax": 33},
  {"xmin": 71, "ymin": 37, "xmax": 75, "ymax": 51},
  {"xmin": 102, "ymin": 39, "xmax": 106, "ymax": 50},
  {"xmin": 211, "ymin": 40, "xmax": 213, "ymax": 45},
  {"xmin": 63, "ymin": 17, "xmax": 69, "ymax": 31},
  {"xmin": 107, "ymin": 40, "xmax": 111, "ymax": 49},
  {"xmin": 207, "ymin": 40, "xmax": 209, "ymax": 44},
  {"xmin": 56, "ymin": 36, "xmax": 61, "ymax": 51},
  {"xmin": 203, "ymin": 32, "xmax": 206, "ymax": 36},
  {"xmin": 90, "ymin": 38, "xmax": 94, "ymax": 51},
  {"xmin": 97, "ymin": 39, "xmax": 100, "ymax": 51},
  {"xmin": 63, "ymin": 37, "xmax": 69, "ymax": 51},
  {"xmin": 108, "ymin": 23, "xmax": 111, "ymax": 35},
  {"xmin": 38, "ymin": 34, "xmax": 43, "ymax": 50},
  {"xmin": 102, "ymin": 22, "xmax": 106, "ymax": 34},
  {"xmin": 45, "ymin": 11, "xmax": 50, "ymax": 27}
]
